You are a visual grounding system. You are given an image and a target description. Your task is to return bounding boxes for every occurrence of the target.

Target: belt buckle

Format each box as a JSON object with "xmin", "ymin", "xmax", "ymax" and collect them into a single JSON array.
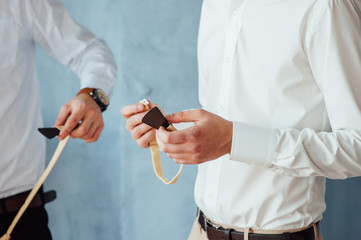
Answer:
[
  {"xmin": 204, "ymin": 214, "xmax": 222, "ymax": 230},
  {"xmin": 203, "ymin": 215, "xmax": 224, "ymax": 240}
]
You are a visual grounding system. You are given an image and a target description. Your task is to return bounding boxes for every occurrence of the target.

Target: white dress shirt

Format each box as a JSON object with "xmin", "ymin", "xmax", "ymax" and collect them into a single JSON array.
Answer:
[
  {"xmin": 196, "ymin": 0, "xmax": 361, "ymax": 230},
  {"xmin": 0, "ymin": 0, "xmax": 116, "ymax": 198}
]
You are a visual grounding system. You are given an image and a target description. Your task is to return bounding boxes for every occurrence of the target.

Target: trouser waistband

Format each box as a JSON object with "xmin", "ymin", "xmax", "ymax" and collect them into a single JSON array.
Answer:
[
  {"xmin": 198, "ymin": 210, "xmax": 320, "ymax": 240},
  {"xmin": 0, "ymin": 187, "xmax": 56, "ymax": 214}
]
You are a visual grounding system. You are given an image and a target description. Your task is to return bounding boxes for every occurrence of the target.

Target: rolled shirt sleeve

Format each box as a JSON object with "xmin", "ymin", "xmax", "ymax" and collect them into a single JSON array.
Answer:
[
  {"xmin": 26, "ymin": 0, "xmax": 116, "ymax": 96},
  {"xmin": 230, "ymin": 0, "xmax": 361, "ymax": 179}
]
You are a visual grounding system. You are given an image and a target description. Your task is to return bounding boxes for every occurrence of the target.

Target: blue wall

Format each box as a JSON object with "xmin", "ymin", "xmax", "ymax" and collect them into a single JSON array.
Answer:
[
  {"xmin": 36, "ymin": 0, "xmax": 361, "ymax": 239},
  {"xmin": 38, "ymin": 0, "xmax": 200, "ymax": 239}
]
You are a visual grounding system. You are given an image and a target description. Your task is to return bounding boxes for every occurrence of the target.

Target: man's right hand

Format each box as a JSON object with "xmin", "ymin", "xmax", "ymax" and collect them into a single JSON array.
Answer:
[{"xmin": 121, "ymin": 100, "xmax": 157, "ymax": 148}]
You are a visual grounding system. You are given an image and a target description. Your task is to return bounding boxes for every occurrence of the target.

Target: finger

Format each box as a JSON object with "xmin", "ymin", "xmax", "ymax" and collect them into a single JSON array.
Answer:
[
  {"xmin": 126, "ymin": 112, "xmax": 148, "ymax": 131},
  {"xmin": 70, "ymin": 106, "xmax": 100, "ymax": 139},
  {"xmin": 166, "ymin": 109, "xmax": 205, "ymax": 124},
  {"xmin": 85, "ymin": 124, "xmax": 103, "ymax": 143},
  {"xmin": 121, "ymin": 100, "xmax": 158, "ymax": 117},
  {"xmin": 121, "ymin": 103, "xmax": 146, "ymax": 118},
  {"xmin": 156, "ymin": 127, "xmax": 185, "ymax": 146},
  {"xmin": 71, "ymin": 118, "xmax": 98, "ymax": 140},
  {"xmin": 131, "ymin": 123, "xmax": 153, "ymax": 140},
  {"xmin": 54, "ymin": 105, "xmax": 71, "ymax": 127},
  {"xmin": 167, "ymin": 152, "xmax": 205, "ymax": 165},
  {"xmin": 158, "ymin": 141, "xmax": 187, "ymax": 154},
  {"xmin": 72, "ymin": 121, "xmax": 93, "ymax": 140},
  {"xmin": 136, "ymin": 129, "xmax": 156, "ymax": 148},
  {"xmin": 157, "ymin": 136, "xmax": 196, "ymax": 155},
  {"xmin": 58, "ymin": 111, "xmax": 84, "ymax": 140},
  {"xmin": 87, "ymin": 120, "xmax": 100, "ymax": 140},
  {"xmin": 71, "ymin": 116, "xmax": 93, "ymax": 139},
  {"xmin": 156, "ymin": 126, "xmax": 196, "ymax": 144},
  {"xmin": 173, "ymin": 159, "xmax": 199, "ymax": 165},
  {"xmin": 167, "ymin": 153, "xmax": 197, "ymax": 165}
]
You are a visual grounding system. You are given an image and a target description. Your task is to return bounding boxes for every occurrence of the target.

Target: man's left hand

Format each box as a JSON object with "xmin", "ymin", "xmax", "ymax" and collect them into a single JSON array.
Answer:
[
  {"xmin": 54, "ymin": 90, "xmax": 104, "ymax": 143},
  {"xmin": 156, "ymin": 109, "xmax": 233, "ymax": 164}
]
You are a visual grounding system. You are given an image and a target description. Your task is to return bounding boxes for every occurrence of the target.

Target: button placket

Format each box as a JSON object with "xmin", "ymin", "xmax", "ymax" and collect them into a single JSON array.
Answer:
[{"xmin": 220, "ymin": 5, "xmax": 244, "ymax": 117}]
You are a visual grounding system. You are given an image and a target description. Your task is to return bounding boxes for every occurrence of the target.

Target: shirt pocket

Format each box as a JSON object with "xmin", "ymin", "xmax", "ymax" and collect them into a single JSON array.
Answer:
[{"xmin": 0, "ymin": 19, "xmax": 16, "ymax": 71}]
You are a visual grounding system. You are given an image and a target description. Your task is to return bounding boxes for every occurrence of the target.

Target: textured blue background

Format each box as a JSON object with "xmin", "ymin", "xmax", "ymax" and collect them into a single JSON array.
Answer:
[{"xmin": 35, "ymin": 0, "xmax": 361, "ymax": 239}]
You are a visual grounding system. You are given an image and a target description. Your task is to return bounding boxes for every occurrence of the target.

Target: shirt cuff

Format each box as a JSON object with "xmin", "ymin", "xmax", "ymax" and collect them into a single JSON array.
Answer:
[
  {"xmin": 229, "ymin": 121, "xmax": 278, "ymax": 167},
  {"xmin": 80, "ymin": 78, "xmax": 115, "ymax": 99}
]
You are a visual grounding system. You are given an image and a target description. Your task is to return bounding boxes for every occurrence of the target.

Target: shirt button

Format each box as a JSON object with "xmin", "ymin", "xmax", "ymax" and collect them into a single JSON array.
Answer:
[{"xmin": 225, "ymin": 57, "xmax": 231, "ymax": 63}]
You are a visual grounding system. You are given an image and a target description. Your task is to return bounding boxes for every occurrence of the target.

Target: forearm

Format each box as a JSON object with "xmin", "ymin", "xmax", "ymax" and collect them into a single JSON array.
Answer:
[
  {"xmin": 69, "ymin": 39, "xmax": 117, "ymax": 97},
  {"xmin": 28, "ymin": 0, "xmax": 116, "ymax": 96},
  {"xmin": 230, "ymin": 122, "xmax": 361, "ymax": 179}
]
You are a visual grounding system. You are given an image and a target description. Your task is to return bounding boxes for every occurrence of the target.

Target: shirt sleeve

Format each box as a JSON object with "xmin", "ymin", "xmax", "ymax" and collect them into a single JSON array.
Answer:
[
  {"xmin": 230, "ymin": 0, "xmax": 361, "ymax": 179},
  {"xmin": 26, "ymin": 0, "xmax": 116, "ymax": 97}
]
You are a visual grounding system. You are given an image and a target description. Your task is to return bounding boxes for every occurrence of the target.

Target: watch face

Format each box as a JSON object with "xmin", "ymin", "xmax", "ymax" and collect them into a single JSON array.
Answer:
[{"xmin": 96, "ymin": 89, "xmax": 109, "ymax": 105}]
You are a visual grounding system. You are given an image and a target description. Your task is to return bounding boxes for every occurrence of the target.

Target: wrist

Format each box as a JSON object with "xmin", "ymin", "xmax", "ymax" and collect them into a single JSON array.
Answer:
[
  {"xmin": 76, "ymin": 88, "xmax": 109, "ymax": 112},
  {"xmin": 76, "ymin": 88, "xmax": 94, "ymax": 96}
]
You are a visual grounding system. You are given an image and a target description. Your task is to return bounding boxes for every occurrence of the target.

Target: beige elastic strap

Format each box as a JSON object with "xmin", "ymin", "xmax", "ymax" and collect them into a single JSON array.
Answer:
[
  {"xmin": 244, "ymin": 228, "xmax": 249, "ymax": 240},
  {"xmin": 0, "ymin": 129, "xmax": 69, "ymax": 240},
  {"xmin": 140, "ymin": 100, "xmax": 183, "ymax": 184},
  {"xmin": 149, "ymin": 137, "xmax": 183, "ymax": 184}
]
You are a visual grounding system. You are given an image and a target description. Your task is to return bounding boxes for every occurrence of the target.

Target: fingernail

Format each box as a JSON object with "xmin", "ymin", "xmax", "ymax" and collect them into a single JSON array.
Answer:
[{"xmin": 137, "ymin": 104, "xmax": 144, "ymax": 111}]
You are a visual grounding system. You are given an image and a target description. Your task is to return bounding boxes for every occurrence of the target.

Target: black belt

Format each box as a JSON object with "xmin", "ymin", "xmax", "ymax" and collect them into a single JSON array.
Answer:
[
  {"xmin": 198, "ymin": 210, "xmax": 318, "ymax": 240},
  {"xmin": 0, "ymin": 188, "xmax": 56, "ymax": 214}
]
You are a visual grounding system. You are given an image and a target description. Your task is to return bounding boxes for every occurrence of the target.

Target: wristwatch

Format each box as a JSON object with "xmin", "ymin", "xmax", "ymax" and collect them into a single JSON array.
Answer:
[{"xmin": 89, "ymin": 88, "xmax": 109, "ymax": 112}]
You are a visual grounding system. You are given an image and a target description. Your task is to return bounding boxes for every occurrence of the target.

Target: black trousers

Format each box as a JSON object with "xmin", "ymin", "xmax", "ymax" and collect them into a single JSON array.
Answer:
[{"xmin": 0, "ymin": 206, "xmax": 52, "ymax": 240}]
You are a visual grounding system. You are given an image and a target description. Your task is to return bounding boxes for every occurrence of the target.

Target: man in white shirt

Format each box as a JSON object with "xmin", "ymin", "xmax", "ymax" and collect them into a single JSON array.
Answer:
[
  {"xmin": 0, "ymin": 0, "xmax": 116, "ymax": 239},
  {"xmin": 122, "ymin": 0, "xmax": 361, "ymax": 239}
]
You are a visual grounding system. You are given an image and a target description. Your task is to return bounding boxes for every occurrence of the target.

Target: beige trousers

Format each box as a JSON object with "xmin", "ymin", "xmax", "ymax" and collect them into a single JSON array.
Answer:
[{"xmin": 188, "ymin": 217, "xmax": 208, "ymax": 240}]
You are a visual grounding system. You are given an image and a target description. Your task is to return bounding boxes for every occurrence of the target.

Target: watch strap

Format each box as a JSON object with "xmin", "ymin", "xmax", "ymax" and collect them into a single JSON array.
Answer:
[
  {"xmin": 77, "ymin": 88, "xmax": 108, "ymax": 112},
  {"xmin": 90, "ymin": 89, "xmax": 107, "ymax": 112}
]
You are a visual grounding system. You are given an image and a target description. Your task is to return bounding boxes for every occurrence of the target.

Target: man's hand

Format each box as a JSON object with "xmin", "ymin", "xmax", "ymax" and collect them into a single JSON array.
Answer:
[
  {"xmin": 54, "ymin": 89, "xmax": 104, "ymax": 143},
  {"xmin": 121, "ymin": 100, "xmax": 157, "ymax": 148},
  {"xmin": 156, "ymin": 109, "xmax": 233, "ymax": 164}
]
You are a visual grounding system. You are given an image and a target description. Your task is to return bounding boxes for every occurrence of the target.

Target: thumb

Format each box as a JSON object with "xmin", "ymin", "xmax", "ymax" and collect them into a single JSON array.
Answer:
[{"xmin": 166, "ymin": 109, "xmax": 204, "ymax": 124}]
